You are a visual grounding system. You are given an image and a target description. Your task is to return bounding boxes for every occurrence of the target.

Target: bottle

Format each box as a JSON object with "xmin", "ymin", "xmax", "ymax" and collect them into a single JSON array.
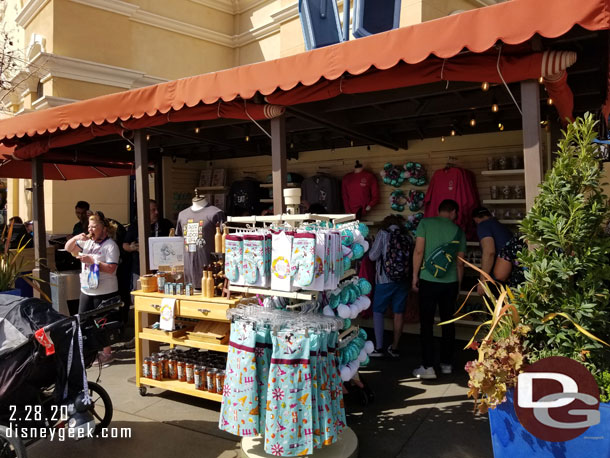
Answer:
[
  {"xmin": 201, "ymin": 270, "xmax": 208, "ymax": 297},
  {"xmin": 214, "ymin": 224, "xmax": 222, "ymax": 253},
  {"xmin": 221, "ymin": 226, "xmax": 228, "ymax": 253},
  {"xmin": 206, "ymin": 268, "xmax": 215, "ymax": 298},
  {"xmin": 169, "ymin": 228, "xmax": 175, "ymax": 237}
]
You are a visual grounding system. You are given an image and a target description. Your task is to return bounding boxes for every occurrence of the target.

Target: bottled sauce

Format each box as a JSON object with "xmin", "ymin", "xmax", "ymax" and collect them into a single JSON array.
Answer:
[
  {"xmin": 151, "ymin": 357, "xmax": 160, "ymax": 381},
  {"xmin": 186, "ymin": 360, "xmax": 195, "ymax": 384},
  {"xmin": 214, "ymin": 224, "xmax": 222, "ymax": 253},
  {"xmin": 215, "ymin": 370, "xmax": 225, "ymax": 395},
  {"xmin": 177, "ymin": 359, "xmax": 186, "ymax": 382},
  {"xmin": 200, "ymin": 365, "xmax": 208, "ymax": 391},
  {"xmin": 168, "ymin": 355, "xmax": 177, "ymax": 379},
  {"xmin": 142, "ymin": 357, "xmax": 152, "ymax": 379},
  {"xmin": 207, "ymin": 369, "xmax": 217, "ymax": 393},
  {"xmin": 160, "ymin": 354, "xmax": 169, "ymax": 379},
  {"xmin": 194, "ymin": 365, "xmax": 203, "ymax": 390}
]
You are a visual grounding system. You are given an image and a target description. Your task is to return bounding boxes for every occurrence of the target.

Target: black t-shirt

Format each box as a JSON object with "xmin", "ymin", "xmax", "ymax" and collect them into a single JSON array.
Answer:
[{"xmin": 124, "ymin": 218, "xmax": 174, "ymax": 274}]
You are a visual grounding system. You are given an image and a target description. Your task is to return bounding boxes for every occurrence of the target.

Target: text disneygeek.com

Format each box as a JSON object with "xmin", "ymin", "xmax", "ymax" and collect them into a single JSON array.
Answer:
[{"xmin": 5, "ymin": 426, "xmax": 132, "ymax": 441}]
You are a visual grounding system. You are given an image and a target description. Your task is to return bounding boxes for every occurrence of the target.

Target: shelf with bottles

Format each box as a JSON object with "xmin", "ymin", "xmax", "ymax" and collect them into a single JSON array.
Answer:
[{"xmin": 481, "ymin": 169, "xmax": 524, "ymax": 176}]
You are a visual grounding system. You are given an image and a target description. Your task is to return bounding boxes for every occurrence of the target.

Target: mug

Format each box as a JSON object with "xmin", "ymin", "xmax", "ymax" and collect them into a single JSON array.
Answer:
[
  {"xmin": 498, "ymin": 156, "xmax": 508, "ymax": 170},
  {"xmin": 502, "ymin": 185, "xmax": 512, "ymax": 199}
]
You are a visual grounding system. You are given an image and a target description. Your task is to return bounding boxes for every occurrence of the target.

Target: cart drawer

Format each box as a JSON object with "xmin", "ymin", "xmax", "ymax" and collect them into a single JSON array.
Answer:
[
  {"xmin": 179, "ymin": 300, "xmax": 229, "ymax": 321},
  {"xmin": 135, "ymin": 296, "xmax": 172, "ymax": 315}
]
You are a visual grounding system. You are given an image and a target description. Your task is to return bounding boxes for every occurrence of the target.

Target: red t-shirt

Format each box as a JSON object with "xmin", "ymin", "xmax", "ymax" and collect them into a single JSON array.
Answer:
[{"xmin": 342, "ymin": 170, "xmax": 379, "ymax": 216}]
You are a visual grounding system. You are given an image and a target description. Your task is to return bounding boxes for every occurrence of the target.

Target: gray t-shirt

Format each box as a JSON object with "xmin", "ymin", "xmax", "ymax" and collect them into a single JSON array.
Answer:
[{"xmin": 175, "ymin": 204, "xmax": 225, "ymax": 289}]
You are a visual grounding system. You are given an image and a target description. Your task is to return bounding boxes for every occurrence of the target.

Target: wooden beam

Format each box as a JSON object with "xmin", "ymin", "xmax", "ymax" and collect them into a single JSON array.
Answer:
[
  {"xmin": 287, "ymin": 106, "xmax": 401, "ymax": 151},
  {"xmin": 31, "ymin": 157, "xmax": 51, "ymax": 300},
  {"xmin": 271, "ymin": 116, "xmax": 287, "ymax": 215},
  {"xmin": 134, "ymin": 130, "xmax": 151, "ymax": 276},
  {"xmin": 154, "ymin": 159, "xmax": 163, "ymax": 211},
  {"xmin": 521, "ymin": 80, "xmax": 544, "ymax": 211}
]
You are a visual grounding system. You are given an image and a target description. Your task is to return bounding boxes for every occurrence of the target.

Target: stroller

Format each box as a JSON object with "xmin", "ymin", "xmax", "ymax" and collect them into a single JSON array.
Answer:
[{"xmin": 0, "ymin": 295, "xmax": 123, "ymax": 458}]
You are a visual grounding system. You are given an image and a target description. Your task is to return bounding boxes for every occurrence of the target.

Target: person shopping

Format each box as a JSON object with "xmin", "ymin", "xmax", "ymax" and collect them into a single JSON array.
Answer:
[
  {"xmin": 411, "ymin": 199, "xmax": 466, "ymax": 379},
  {"xmin": 368, "ymin": 215, "xmax": 412, "ymax": 358},
  {"xmin": 65, "ymin": 211, "xmax": 120, "ymax": 366}
]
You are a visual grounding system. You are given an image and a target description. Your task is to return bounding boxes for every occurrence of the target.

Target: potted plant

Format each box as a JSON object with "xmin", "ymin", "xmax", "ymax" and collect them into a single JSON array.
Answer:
[
  {"xmin": 442, "ymin": 114, "xmax": 610, "ymax": 457},
  {"xmin": 0, "ymin": 221, "xmax": 38, "ymax": 296}
]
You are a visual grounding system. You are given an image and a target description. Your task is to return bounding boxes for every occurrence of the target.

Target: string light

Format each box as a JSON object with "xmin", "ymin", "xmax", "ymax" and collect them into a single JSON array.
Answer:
[
  {"xmin": 538, "ymin": 76, "xmax": 544, "ymax": 84},
  {"xmin": 350, "ymin": 139, "xmax": 354, "ymax": 147},
  {"xmin": 492, "ymin": 103, "xmax": 499, "ymax": 113},
  {"xmin": 498, "ymin": 122, "xmax": 505, "ymax": 131},
  {"xmin": 547, "ymin": 98, "xmax": 554, "ymax": 106},
  {"xmin": 146, "ymin": 134, "xmax": 150, "ymax": 141},
  {"xmin": 195, "ymin": 127, "xmax": 200, "ymax": 134},
  {"xmin": 290, "ymin": 142, "xmax": 294, "ymax": 149},
  {"xmin": 245, "ymin": 135, "xmax": 250, "ymax": 142},
  {"xmin": 441, "ymin": 136, "xmax": 446, "ymax": 142},
  {"xmin": 481, "ymin": 82, "xmax": 490, "ymax": 91},
  {"xmin": 126, "ymin": 144, "xmax": 132, "ymax": 151},
  {"xmin": 469, "ymin": 116, "xmax": 476, "ymax": 127},
  {"xmin": 450, "ymin": 128, "xmax": 456, "ymax": 137}
]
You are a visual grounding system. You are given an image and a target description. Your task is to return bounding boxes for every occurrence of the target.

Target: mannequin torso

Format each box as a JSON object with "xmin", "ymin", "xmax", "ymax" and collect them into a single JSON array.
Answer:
[{"xmin": 191, "ymin": 197, "xmax": 209, "ymax": 211}]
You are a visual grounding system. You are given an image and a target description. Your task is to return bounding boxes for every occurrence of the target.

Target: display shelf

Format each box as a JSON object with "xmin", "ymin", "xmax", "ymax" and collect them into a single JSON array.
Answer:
[
  {"xmin": 259, "ymin": 182, "xmax": 298, "ymax": 188},
  {"xmin": 482, "ymin": 199, "xmax": 526, "ymax": 205},
  {"xmin": 195, "ymin": 186, "xmax": 229, "ymax": 192},
  {"xmin": 229, "ymin": 285, "xmax": 315, "ymax": 300},
  {"xmin": 481, "ymin": 169, "xmax": 524, "ymax": 176},
  {"xmin": 227, "ymin": 213, "xmax": 356, "ymax": 224},
  {"xmin": 139, "ymin": 377, "xmax": 223, "ymax": 402},
  {"xmin": 498, "ymin": 219, "xmax": 523, "ymax": 225},
  {"xmin": 138, "ymin": 332, "xmax": 229, "ymax": 353},
  {"xmin": 132, "ymin": 290, "xmax": 237, "ymax": 305}
]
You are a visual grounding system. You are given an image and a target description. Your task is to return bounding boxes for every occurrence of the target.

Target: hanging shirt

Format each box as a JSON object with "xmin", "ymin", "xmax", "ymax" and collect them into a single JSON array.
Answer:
[
  {"xmin": 228, "ymin": 178, "xmax": 262, "ymax": 216},
  {"xmin": 301, "ymin": 174, "xmax": 342, "ymax": 213},
  {"xmin": 176, "ymin": 204, "xmax": 225, "ymax": 289},
  {"xmin": 341, "ymin": 170, "xmax": 379, "ymax": 217},
  {"xmin": 423, "ymin": 167, "xmax": 480, "ymax": 239}
]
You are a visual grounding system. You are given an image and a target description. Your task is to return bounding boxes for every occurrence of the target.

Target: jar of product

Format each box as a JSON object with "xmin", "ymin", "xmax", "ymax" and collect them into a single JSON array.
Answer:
[
  {"xmin": 194, "ymin": 365, "xmax": 203, "ymax": 390},
  {"xmin": 160, "ymin": 354, "xmax": 169, "ymax": 379},
  {"xmin": 200, "ymin": 365, "xmax": 208, "ymax": 391},
  {"xmin": 168, "ymin": 355, "xmax": 177, "ymax": 379},
  {"xmin": 215, "ymin": 370, "xmax": 225, "ymax": 395},
  {"xmin": 185, "ymin": 283, "xmax": 193, "ymax": 296},
  {"xmin": 207, "ymin": 369, "xmax": 217, "ymax": 393},
  {"xmin": 176, "ymin": 283, "xmax": 183, "ymax": 295},
  {"xmin": 155, "ymin": 358, "xmax": 164, "ymax": 381},
  {"xmin": 186, "ymin": 360, "xmax": 195, "ymax": 384},
  {"xmin": 142, "ymin": 357, "xmax": 152, "ymax": 379},
  {"xmin": 177, "ymin": 358, "xmax": 186, "ymax": 382},
  {"xmin": 156, "ymin": 272, "xmax": 166, "ymax": 293},
  {"xmin": 150, "ymin": 357, "xmax": 160, "ymax": 381}
]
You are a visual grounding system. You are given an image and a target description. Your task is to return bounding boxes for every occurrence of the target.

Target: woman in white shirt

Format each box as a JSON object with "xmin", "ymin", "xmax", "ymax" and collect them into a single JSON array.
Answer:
[{"xmin": 66, "ymin": 211, "xmax": 120, "ymax": 366}]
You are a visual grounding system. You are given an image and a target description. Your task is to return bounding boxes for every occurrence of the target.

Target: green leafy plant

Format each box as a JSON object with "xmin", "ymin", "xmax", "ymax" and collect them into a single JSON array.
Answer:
[
  {"xmin": 596, "ymin": 371, "xmax": 610, "ymax": 403},
  {"xmin": 517, "ymin": 112, "xmax": 610, "ymax": 376},
  {"xmin": 0, "ymin": 221, "xmax": 33, "ymax": 292}
]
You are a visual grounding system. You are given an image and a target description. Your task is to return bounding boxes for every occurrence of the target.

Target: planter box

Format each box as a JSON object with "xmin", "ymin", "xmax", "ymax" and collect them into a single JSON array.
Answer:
[{"xmin": 489, "ymin": 389, "xmax": 610, "ymax": 457}]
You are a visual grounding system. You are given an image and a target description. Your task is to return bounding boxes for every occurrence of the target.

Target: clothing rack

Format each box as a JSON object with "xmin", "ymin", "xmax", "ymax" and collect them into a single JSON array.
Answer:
[
  {"xmin": 338, "ymin": 326, "xmax": 359, "ymax": 348},
  {"xmin": 227, "ymin": 213, "xmax": 356, "ymax": 226}
]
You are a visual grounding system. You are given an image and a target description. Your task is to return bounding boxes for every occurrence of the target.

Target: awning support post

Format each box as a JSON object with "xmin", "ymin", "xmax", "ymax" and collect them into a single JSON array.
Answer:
[
  {"xmin": 271, "ymin": 115, "xmax": 287, "ymax": 215},
  {"xmin": 134, "ymin": 129, "xmax": 151, "ymax": 276},
  {"xmin": 32, "ymin": 157, "xmax": 51, "ymax": 300},
  {"xmin": 521, "ymin": 80, "xmax": 544, "ymax": 211}
]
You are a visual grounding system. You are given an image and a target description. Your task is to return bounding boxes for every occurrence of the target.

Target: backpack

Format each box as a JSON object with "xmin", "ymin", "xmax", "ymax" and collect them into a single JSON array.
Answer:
[
  {"xmin": 383, "ymin": 228, "xmax": 413, "ymax": 282},
  {"xmin": 423, "ymin": 228, "xmax": 462, "ymax": 278}
]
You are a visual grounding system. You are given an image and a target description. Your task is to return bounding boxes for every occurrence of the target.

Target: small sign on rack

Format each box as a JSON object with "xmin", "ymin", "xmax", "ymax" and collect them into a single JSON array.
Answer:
[{"xmin": 159, "ymin": 298, "xmax": 177, "ymax": 331}]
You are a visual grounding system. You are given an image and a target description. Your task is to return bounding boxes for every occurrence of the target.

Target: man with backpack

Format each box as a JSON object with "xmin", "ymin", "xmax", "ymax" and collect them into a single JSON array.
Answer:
[
  {"xmin": 411, "ymin": 199, "xmax": 466, "ymax": 379},
  {"xmin": 368, "ymin": 215, "xmax": 413, "ymax": 358}
]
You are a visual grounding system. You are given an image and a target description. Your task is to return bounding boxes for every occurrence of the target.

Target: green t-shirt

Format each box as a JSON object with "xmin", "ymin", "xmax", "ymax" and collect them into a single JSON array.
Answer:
[{"xmin": 415, "ymin": 216, "xmax": 467, "ymax": 283}]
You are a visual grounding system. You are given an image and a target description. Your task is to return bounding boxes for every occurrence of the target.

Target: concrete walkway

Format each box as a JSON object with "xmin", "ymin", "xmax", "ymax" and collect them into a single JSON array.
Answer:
[{"xmin": 26, "ymin": 333, "xmax": 493, "ymax": 458}]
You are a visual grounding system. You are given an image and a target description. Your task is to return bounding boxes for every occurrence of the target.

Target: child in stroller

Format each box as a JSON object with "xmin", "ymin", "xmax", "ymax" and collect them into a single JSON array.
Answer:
[{"xmin": 0, "ymin": 294, "xmax": 123, "ymax": 458}]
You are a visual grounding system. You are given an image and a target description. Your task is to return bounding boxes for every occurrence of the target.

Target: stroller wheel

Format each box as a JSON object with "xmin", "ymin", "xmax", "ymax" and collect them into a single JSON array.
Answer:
[
  {"xmin": 0, "ymin": 425, "xmax": 26, "ymax": 458},
  {"xmin": 139, "ymin": 386, "xmax": 147, "ymax": 397},
  {"xmin": 87, "ymin": 382, "xmax": 113, "ymax": 434}
]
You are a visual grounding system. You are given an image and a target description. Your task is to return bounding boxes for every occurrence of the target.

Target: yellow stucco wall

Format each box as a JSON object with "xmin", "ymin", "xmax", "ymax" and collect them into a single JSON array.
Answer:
[{"xmin": 49, "ymin": 77, "xmax": 125, "ymax": 100}]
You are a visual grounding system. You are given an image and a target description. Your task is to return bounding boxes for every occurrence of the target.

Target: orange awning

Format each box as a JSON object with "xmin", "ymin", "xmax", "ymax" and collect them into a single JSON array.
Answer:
[{"xmin": 0, "ymin": 0, "xmax": 608, "ymax": 153}]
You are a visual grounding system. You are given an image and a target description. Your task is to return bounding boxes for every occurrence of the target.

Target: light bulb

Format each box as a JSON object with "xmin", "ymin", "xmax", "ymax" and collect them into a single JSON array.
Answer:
[
  {"xmin": 538, "ymin": 76, "xmax": 544, "ymax": 84},
  {"xmin": 245, "ymin": 135, "xmax": 250, "ymax": 142},
  {"xmin": 498, "ymin": 122, "xmax": 505, "ymax": 131},
  {"xmin": 146, "ymin": 134, "xmax": 150, "ymax": 141},
  {"xmin": 547, "ymin": 98, "xmax": 554, "ymax": 106},
  {"xmin": 450, "ymin": 129, "xmax": 456, "ymax": 137},
  {"xmin": 195, "ymin": 127, "xmax": 200, "ymax": 134},
  {"xmin": 290, "ymin": 142, "xmax": 294, "ymax": 149},
  {"xmin": 481, "ymin": 82, "xmax": 490, "ymax": 91},
  {"xmin": 126, "ymin": 144, "xmax": 132, "ymax": 151},
  {"xmin": 492, "ymin": 103, "xmax": 499, "ymax": 113},
  {"xmin": 350, "ymin": 139, "xmax": 354, "ymax": 147},
  {"xmin": 441, "ymin": 136, "xmax": 446, "ymax": 143},
  {"xmin": 469, "ymin": 117, "xmax": 476, "ymax": 127}
]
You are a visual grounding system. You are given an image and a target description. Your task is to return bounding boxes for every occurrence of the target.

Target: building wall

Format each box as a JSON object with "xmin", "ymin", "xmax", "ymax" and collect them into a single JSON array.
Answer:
[{"xmin": 3, "ymin": 0, "xmax": 499, "ymax": 235}]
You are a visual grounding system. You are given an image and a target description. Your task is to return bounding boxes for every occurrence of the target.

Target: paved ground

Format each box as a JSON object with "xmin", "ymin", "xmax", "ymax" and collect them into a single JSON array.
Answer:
[{"xmin": 26, "ymin": 331, "xmax": 493, "ymax": 458}]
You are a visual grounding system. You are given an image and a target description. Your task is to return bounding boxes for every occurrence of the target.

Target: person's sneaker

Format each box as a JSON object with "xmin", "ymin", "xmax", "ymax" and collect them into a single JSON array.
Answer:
[
  {"xmin": 440, "ymin": 364, "xmax": 453, "ymax": 375},
  {"xmin": 412, "ymin": 365, "xmax": 437, "ymax": 379},
  {"xmin": 386, "ymin": 345, "xmax": 400, "ymax": 358},
  {"xmin": 369, "ymin": 348, "xmax": 385, "ymax": 358},
  {"xmin": 95, "ymin": 353, "xmax": 114, "ymax": 368}
]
